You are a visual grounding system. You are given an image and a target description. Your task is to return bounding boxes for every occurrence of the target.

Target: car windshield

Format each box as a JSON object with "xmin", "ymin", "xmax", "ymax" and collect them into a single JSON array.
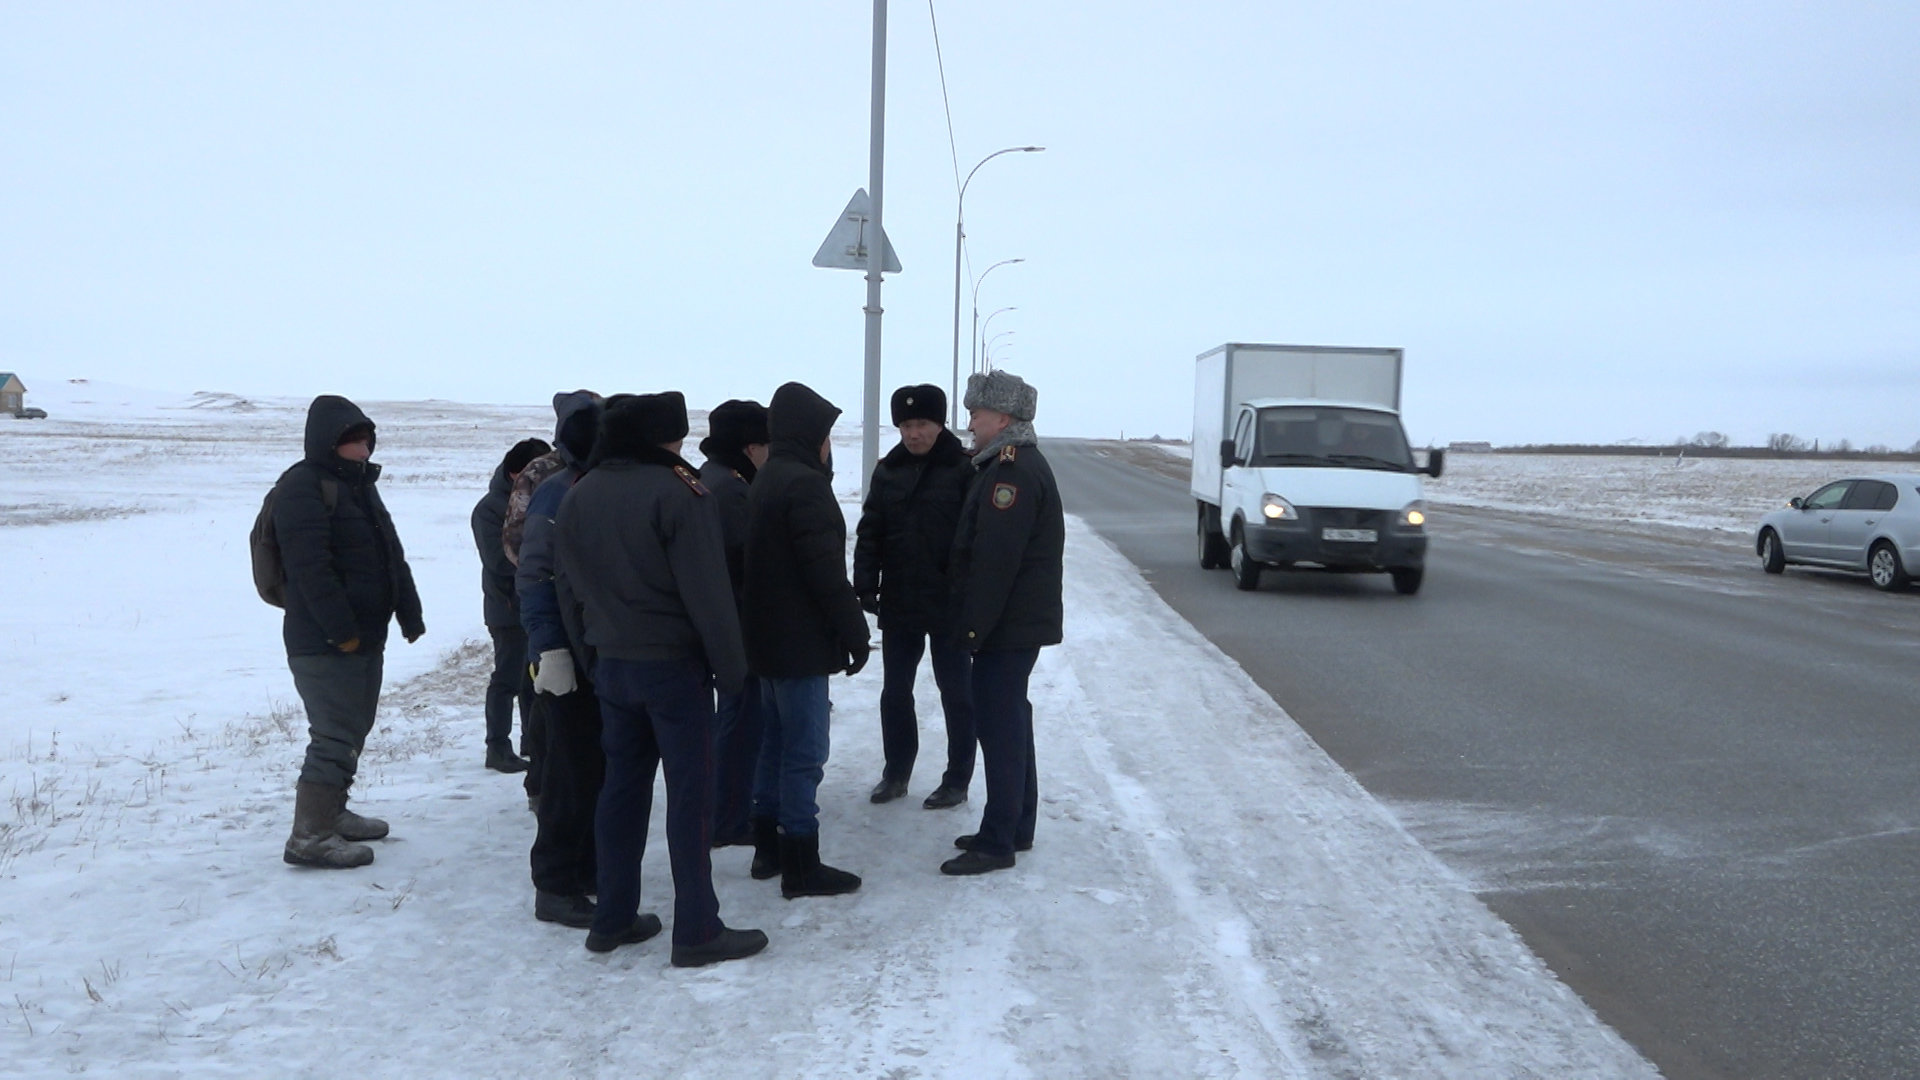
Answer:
[{"xmin": 1254, "ymin": 407, "xmax": 1413, "ymax": 470}]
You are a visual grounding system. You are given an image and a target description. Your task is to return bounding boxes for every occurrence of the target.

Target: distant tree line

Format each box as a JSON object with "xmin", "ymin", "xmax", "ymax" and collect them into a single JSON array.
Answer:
[{"xmin": 1492, "ymin": 433, "xmax": 1920, "ymax": 460}]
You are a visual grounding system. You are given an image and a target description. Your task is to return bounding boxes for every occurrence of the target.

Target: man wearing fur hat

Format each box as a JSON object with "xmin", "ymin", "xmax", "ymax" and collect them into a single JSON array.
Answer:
[
  {"xmin": 697, "ymin": 399, "xmax": 771, "ymax": 847},
  {"xmin": 552, "ymin": 392, "xmax": 768, "ymax": 966},
  {"xmin": 941, "ymin": 370, "xmax": 1064, "ymax": 876},
  {"xmin": 854, "ymin": 384, "xmax": 976, "ymax": 809}
]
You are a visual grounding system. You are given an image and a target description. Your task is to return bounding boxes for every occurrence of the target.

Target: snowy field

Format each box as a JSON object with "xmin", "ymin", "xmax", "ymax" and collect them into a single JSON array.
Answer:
[
  {"xmin": 1144, "ymin": 440, "xmax": 1867, "ymax": 537},
  {"xmin": 1, "ymin": 387, "xmax": 1653, "ymax": 1078}
]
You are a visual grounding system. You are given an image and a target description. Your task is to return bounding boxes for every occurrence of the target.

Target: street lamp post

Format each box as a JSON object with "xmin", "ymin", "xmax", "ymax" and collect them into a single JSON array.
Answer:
[
  {"xmin": 970, "ymin": 257, "xmax": 1023, "ymax": 381},
  {"xmin": 950, "ymin": 146, "xmax": 1043, "ymax": 426},
  {"xmin": 984, "ymin": 330, "xmax": 1015, "ymax": 371}
]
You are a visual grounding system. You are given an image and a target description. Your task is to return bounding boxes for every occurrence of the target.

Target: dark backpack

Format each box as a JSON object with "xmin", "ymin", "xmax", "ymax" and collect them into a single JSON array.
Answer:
[{"xmin": 251, "ymin": 467, "xmax": 339, "ymax": 608}]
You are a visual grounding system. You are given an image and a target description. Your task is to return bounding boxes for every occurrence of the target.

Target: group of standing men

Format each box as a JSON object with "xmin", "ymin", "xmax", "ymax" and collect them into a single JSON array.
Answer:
[{"xmin": 266, "ymin": 369, "xmax": 1063, "ymax": 970}]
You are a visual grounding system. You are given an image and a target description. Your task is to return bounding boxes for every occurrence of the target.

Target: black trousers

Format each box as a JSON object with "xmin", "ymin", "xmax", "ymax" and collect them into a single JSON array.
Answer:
[
  {"xmin": 485, "ymin": 624, "xmax": 533, "ymax": 752},
  {"xmin": 970, "ymin": 647, "xmax": 1040, "ymax": 859},
  {"xmin": 528, "ymin": 684, "xmax": 604, "ymax": 896},
  {"xmin": 878, "ymin": 630, "xmax": 975, "ymax": 788},
  {"xmin": 711, "ymin": 674, "xmax": 762, "ymax": 842},
  {"xmin": 592, "ymin": 656, "xmax": 722, "ymax": 947}
]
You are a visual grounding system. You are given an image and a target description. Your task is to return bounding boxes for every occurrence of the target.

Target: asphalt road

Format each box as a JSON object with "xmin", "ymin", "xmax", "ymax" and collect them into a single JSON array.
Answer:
[{"xmin": 1046, "ymin": 439, "xmax": 1920, "ymax": 1080}]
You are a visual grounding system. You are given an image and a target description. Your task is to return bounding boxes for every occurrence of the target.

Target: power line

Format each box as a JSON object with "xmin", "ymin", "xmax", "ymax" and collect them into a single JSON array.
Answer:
[{"xmin": 927, "ymin": 0, "xmax": 963, "ymax": 197}]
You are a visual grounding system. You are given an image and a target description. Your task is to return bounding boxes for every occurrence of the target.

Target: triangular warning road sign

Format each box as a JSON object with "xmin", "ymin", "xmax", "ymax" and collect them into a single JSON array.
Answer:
[{"xmin": 812, "ymin": 188, "xmax": 902, "ymax": 273}]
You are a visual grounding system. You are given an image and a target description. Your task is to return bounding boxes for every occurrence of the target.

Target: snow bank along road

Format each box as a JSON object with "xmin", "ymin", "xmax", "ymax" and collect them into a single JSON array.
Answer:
[
  {"xmin": 0, "ymin": 394, "xmax": 1652, "ymax": 1077},
  {"xmin": 1060, "ymin": 439, "xmax": 1920, "ymax": 1080}
]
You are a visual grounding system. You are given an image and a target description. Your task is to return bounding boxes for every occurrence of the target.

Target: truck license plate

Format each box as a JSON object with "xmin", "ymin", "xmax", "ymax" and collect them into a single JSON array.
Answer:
[{"xmin": 1322, "ymin": 528, "xmax": 1377, "ymax": 543}]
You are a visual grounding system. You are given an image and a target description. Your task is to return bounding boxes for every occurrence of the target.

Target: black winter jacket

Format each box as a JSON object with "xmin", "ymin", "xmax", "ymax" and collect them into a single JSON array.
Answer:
[
  {"xmin": 471, "ymin": 459, "xmax": 517, "ymax": 628},
  {"xmin": 273, "ymin": 396, "xmax": 425, "ymax": 657},
  {"xmin": 742, "ymin": 385, "xmax": 869, "ymax": 677},
  {"xmin": 950, "ymin": 440, "xmax": 1064, "ymax": 653},
  {"xmin": 697, "ymin": 440, "xmax": 756, "ymax": 599},
  {"xmin": 853, "ymin": 428, "xmax": 971, "ymax": 635},
  {"xmin": 554, "ymin": 433, "xmax": 748, "ymax": 696}
]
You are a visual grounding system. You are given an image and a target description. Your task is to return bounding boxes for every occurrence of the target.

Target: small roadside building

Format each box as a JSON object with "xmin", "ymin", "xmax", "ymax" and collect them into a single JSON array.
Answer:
[{"xmin": 0, "ymin": 373, "xmax": 24, "ymax": 415}]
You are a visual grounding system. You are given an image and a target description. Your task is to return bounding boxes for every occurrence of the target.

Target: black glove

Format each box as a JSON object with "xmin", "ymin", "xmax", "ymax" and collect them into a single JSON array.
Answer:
[
  {"xmin": 858, "ymin": 592, "xmax": 880, "ymax": 615},
  {"xmin": 845, "ymin": 641, "xmax": 872, "ymax": 677}
]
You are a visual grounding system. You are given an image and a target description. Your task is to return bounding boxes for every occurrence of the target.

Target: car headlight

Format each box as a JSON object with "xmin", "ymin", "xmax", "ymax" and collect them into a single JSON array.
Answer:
[
  {"xmin": 1261, "ymin": 493, "xmax": 1298, "ymax": 520},
  {"xmin": 1399, "ymin": 501, "xmax": 1427, "ymax": 527}
]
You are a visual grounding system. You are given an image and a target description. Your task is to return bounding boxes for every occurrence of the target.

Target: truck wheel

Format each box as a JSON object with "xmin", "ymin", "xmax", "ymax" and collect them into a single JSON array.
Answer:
[
  {"xmin": 1198, "ymin": 506, "xmax": 1229, "ymax": 570},
  {"xmin": 1390, "ymin": 567, "xmax": 1424, "ymax": 595},
  {"xmin": 1758, "ymin": 529, "xmax": 1786, "ymax": 574},
  {"xmin": 1230, "ymin": 525, "xmax": 1262, "ymax": 591}
]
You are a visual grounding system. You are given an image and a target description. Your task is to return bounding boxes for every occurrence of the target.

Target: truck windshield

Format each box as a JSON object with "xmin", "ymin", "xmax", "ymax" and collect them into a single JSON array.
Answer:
[{"xmin": 1254, "ymin": 407, "xmax": 1413, "ymax": 470}]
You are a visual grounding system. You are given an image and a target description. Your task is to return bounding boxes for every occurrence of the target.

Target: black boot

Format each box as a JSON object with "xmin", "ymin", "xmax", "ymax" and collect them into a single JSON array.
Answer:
[
  {"xmin": 486, "ymin": 745, "xmax": 530, "ymax": 774},
  {"xmin": 671, "ymin": 926, "xmax": 770, "ymax": 968},
  {"xmin": 284, "ymin": 781, "xmax": 374, "ymax": 869},
  {"xmin": 941, "ymin": 849, "xmax": 1015, "ymax": 876},
  {"xmin": 779, "ymin": 832, "xmax": 861, "ymax": 899},
  {"xmin": 584, "ymin": 913, "xmax": 662, "ymax": 954},
  {"xmin": 534, "ymin": 890, "xmax": 597, "ymax": 928},
  {"xmin": 922, "ymin": 784, "xmax": 968, "ymax": 810},
  {"xmin": 955, "ymin": 832, "xmax": 1032, "ymax": 853},
  {"xmin": 749, "ymin": 815, "xmax": 781, "ymax": 881},
  {"xmin": 869, "ymin": 777, "xmax": 909, "ymax": 804}
]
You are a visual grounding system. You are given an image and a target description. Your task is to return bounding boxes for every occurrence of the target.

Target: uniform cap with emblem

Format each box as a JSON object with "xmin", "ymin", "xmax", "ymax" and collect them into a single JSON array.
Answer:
[
  {"xmin": 963, "ymin": 370, "xmax": 1037, "ymax": 422},
  {"xmin": 890, "ymin": 384, "xmax": 947, "ymax": 426}
]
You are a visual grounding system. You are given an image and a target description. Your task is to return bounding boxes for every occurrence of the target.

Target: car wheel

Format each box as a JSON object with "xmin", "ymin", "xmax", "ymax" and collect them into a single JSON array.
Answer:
[
  {"xmin": 1390, "ymin": 567, "xmax": 1424, "ymax": 595},
  {"xmin": 1230, "ymin": 525, "xmax": 1262, "ymax": 591},
  {"xmin": 1868, "ymin": 541, "xmax": 1910, "ymax": 591},
  {"xmin": 1198, "ymin": 508, "xmax": 1228, "ymax": 570},
  {"xmin": 1759, "ymin": 529, "xmax": 1786, "ymax": 574}
]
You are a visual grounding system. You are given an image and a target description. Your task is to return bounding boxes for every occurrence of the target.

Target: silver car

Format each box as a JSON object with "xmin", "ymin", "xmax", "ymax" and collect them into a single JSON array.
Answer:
[{"xmin": 1755, "ymin": 474, "xmax": 1920, "ymax": 591}]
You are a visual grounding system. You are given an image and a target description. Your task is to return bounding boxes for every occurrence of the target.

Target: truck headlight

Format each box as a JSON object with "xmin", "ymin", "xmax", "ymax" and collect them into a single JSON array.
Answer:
[
  {"xmin": 1399, "ymin": 501, "xmax": 1427, "ymax": 527},
  {"xmin": 1261, "ymin": 493, "xmax": 1298, "ymax": 520}
]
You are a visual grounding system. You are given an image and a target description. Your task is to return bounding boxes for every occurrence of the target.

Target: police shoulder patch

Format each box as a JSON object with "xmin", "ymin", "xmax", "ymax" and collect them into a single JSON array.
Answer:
[
  {"xmin": 998, "ymin": 444, "xmax": 1018, "ymax": 462},
  {"xmin": 672, "ymin": 465, "xmax": 709, "ymax": 496},
  {"xmin": 991, "ymin": 482, "xmax": 1018, "ymax": 510}
]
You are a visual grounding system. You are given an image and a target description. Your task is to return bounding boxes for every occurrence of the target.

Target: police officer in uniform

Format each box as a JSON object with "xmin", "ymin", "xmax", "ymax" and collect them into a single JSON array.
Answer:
[{"xmin": 941, "ymin": 370, "xmax": 1064, "ymax": 876}]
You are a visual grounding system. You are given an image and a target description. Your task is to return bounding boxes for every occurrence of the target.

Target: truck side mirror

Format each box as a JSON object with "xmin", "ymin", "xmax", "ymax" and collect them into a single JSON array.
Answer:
[
  {"xmin": 1220, "ymin": 439, "xmax": 1238, "ymax": 468},
  {"xmin": 1423, "ymin": 448, "xmax": 1446, "ymax": 479}
]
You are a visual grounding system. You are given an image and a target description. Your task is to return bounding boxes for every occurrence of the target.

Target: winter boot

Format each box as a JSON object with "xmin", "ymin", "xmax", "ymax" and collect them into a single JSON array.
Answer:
[
  {"xmin": 486, "ymin": 745, "xmax": 530, "ymax": 774},
  {"xmin": 671, "ymin": 926, "xmax": 770, "ymax": 968},
  {"xmin": 941, "ymin": 848, "xmax": 1015, "ymax": 876},
  {"xmin": 921, "ymin": 783, "xmax": 968, "ymax": 810},
  {"xmin": 955, "ymin": 832, "xmax": 1031, "ymax": 853},
  {"xmin": 534, "ymin": 890, "xmax": 597, "ymax": 928},
  {"xmin": 868, "ymin": 777, "xmax": 908, "ymax": 804},
  {"xmin": 779, "ymin": 832, "xmax": 861, "ymax": 899},
  {"xmin": 334, "ymin": 793, "xmax": 389, "ymax": 842},
  {"xmin": 584, "ymin": 913, "xmax": 663, "ymax": 954},
  {"xmin": 749, "ymin": 815, "xmax": 781, "ymax": 881},
  {"xmin": 283, "ymin": 782, "xmax": 374, "ymax": 869}
]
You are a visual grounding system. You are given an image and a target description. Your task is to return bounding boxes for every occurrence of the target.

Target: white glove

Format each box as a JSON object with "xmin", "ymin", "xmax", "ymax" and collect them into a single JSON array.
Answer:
[{"xmin": 533, "ymin": 649, "xmax": 577, "ymax": 696}]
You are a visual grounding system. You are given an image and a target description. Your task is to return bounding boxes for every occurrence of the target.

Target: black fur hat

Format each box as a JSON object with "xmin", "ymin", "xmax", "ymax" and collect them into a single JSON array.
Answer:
[
  {"xmin": 890, "ymin": 384, "xmax": 946, "ymax": 426},
  {"xmin": 707, "ymin": 399, "xmax": 769, "ymax": 448},
  {"xmin": 600, "ymin": 391, "xmax": 690, "ymax": 451}
]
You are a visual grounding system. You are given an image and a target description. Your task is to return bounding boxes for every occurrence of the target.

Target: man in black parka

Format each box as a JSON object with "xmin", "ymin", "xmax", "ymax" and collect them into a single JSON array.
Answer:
[
  {"xmin": 553, "ymin": 392, "xmax": 768, "ymax": 966},
  {"xmin": 742, "ymin": 382, "xmax": 869, "ymax": 898},
  {"xmin": 854, "ymin": 384, "xmax": 976, "ymax": 809},
  {"xmin": 698, "ymin": 399, "xmax": 770, "ymax": 848},
  {"xmin": 276, "ymin": 395, "xmax": 426, "ymax": 869},
  {"xmin": 472, "ymin": 437, "xmax": 549, "ymax": 778},
  {"xmin": 941, "ymin": 370, "xmax": 1064, "ymax": 876}
]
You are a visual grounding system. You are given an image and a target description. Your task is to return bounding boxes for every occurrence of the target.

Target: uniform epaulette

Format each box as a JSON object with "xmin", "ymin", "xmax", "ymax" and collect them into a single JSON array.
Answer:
[
  {"xmin": 672, "ymin": 465, "xmax": 709, "ymax": 496},
  {"xmin": 998, "ymin": 444, "xmax": 1018, "ymax": 463}
]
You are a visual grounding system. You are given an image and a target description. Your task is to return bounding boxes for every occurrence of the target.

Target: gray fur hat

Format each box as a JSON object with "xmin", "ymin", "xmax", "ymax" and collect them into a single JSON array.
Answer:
[{"xmin": 963, "ymin": 370, "xmax": 1037, "ymax": 422}]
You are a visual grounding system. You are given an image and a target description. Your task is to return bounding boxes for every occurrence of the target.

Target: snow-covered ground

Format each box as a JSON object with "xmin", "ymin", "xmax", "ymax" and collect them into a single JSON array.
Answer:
[{"xmin": 1, "ymin": 391, "xmax": 1652, "ymax": 1077}]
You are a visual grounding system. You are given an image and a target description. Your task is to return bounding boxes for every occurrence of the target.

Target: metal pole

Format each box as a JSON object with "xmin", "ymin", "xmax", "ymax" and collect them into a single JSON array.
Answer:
[
  {"xmin": 949, "ymin": 221, "xmax": 963, "ymax": 428},
  {"xmin": 861, "ymin": 0, "xmax": 887, "ymax": 495}
]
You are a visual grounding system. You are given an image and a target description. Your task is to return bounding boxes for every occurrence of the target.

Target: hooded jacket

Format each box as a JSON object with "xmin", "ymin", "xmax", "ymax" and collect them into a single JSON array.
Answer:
[
  {"xmin": 553, "ymin": 410, "xmax": 747, "ymax": 695},
  {"xmin": 742, "ymin": 383, "xmax": 869, "ymax": 677},
  {"xmin": 853, "ymin": 427, "xmax": 971, "ymax": 635},
  {"xmin": 470, "ymin": 457, "xmax": 518, "ymax": 628},
  {"xmin": 515, "ymin": 392, "xmax": 604, "ymax": 665},
  {"xmin": 272, "ymin": 395, "xmax": 425, "ymax": 656}
]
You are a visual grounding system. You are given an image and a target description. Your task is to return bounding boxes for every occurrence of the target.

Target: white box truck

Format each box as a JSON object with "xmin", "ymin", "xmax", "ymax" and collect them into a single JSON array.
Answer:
[{"xmin": 1191, "ymin": 343, "xmax": 1442, "ymax": 594}]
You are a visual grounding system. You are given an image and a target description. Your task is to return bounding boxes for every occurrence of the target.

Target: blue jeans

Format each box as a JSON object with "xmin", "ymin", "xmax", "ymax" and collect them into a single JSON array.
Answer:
[
  {"xmin": 971, "ymin": 648, "xmax": 1040, "ymax": 859},
  {"xmin": 711, "ymin": 675, "xmax": 763, "ymax": 842},
  {"xmin": 752, "ymin": 675, "xmax": 832, "ymax": 836},
  {"xmin": 590, "ymin": 656, "xmax": 722, "ymax": 947},
  {"xmin": 878, "ymin": 632, "xmax": 975, "ymax": 788}
]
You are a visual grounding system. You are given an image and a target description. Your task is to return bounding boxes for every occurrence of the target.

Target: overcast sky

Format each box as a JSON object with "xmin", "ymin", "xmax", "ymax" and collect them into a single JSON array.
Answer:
[{"xmin": 4, "ymin": 2, "xmax": 1916, "ymax": 447}]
